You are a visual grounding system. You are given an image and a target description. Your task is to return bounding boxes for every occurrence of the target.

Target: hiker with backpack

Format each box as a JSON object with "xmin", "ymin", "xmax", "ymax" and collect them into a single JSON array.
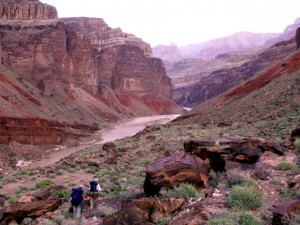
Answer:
[
  {"xmin": 86, "ymin": 178, "xmax": 101, "ymax": 210},
  {"xmin": 70, "ymin": 185, "xmax": 84, "ymax": 219}
]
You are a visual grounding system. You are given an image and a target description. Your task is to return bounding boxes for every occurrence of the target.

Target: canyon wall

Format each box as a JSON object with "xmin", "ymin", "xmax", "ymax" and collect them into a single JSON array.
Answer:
[
  {"xmin": 0, "ymin": 0, "xmax": 182, "ymax": 145},
  {"xmin": 0, "ymin": 0, "xmax": 57, "ymax": 20}
]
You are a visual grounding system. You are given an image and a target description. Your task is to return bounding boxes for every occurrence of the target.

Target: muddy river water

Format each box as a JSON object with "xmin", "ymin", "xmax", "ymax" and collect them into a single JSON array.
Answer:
[{"xmin": 28, "ymin": 114, "xmax": 180, "ymax": 168}]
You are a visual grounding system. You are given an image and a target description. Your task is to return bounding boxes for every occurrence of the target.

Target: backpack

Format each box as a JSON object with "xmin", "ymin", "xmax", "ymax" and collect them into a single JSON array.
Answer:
[
  {"xmin": 89, "ymin": 180, "xmax": 98, "ymax": 192},
  {"xmin": 71, "ymin": 188, "xmax": 83, "ymax": 207}
]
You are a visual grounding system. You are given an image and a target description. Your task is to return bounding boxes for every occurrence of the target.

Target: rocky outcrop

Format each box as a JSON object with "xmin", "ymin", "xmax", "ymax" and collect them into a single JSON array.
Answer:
[
  {"xmin": 0, "ymin": 0, "xmax": 57, "ymax": 20},
  {"xmin": 184, "ymin": 135, "xmax": 285, "ymax": 172},
  {"xmin": 63, "ymin": 17, "xmax": 152, "ymax": 56},
  {"xmin": 0, "ymin": 199, "xmax": 62, "ymax": 224},
  {"xmin": 270, "ymin": 200, "xmax": 300, "ymax": 225},
  {"xmin": 0, "ymin": 117, "xmax": 97, "ymax": 145},
  {"xmin": 103, "ymin": 198, "xmax": 185, "ymax": 225},
  {"xmin": 143, "ymin": 151, "xmax": 209, "ymax": 197}
]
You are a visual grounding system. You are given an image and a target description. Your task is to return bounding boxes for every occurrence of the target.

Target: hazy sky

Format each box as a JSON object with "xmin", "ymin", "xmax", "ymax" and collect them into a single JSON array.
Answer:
[{"xmin": 41, "ymin": 0, "xmax": 300, "ymax": 47}]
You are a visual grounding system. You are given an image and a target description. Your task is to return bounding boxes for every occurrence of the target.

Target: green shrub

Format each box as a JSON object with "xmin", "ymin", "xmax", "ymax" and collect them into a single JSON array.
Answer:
[
  {"xmin": 271, "ymin": 178, "xmax": 283, "ymax": 185},
  {"xmin": 50, "ymin": 189, "xmax": 71, "ymax": 198},
  {"xmin": 227, "ymin": 187, "xmax": 262, "ymax": 210},
  {"xmin": 35, "ymin": 179, "xmax": 53, "ymax": 188},
  {"xmin": 163, "ymin": 183, "xmax": 204, "ymax": 200},
  {"xmin": 209, "ymin": 213, "xmax": 262, "ymax": 225},
  {"xmin": 226, "ymin": 169, "xmax": 245, "ymax": 187},
  {"xmin": 85, "ymin": 168, "xmax": 97, "ymax": 174},
  {"xmin": 209, "ymin": 169, "xmax": 245, "ymax": 189},
  {"xmin": 277, "ymin": 162, "xmax": 294, "ymax": 171},
  {"xmin": 15, "ymin": 185, "xmax": 28, "ymax": 195},
  {"xmin": 242, "ymin": 179, "xmax": 257, "ymax": 188},
  {"xmin": 278, "ymin": 186, "xmax": 292, "ymax": 200},
  {"xmin": 155, "ymin": 216, "xmax": 171, "ymax": 225}
]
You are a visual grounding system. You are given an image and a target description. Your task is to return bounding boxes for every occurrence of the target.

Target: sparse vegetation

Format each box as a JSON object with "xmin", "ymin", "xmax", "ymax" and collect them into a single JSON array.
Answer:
[
  {"xmin": 209, "ymin": 213, "xmax": 262, "ymax": 225},
  {"xmin": 15, "ymin": 185, "xmax": 28, "ymax": 195},
  {"xmin": 226, "ymin": 186, "xmax": 262, "ymax": 210},
  {"xmin": 155, "ymin": 216, "xmax": 171, "ymax": 225},
  {"xmin": 277, "ymin": 162, "xmax": 294, "ymax": 171},
  {"xmin": 50, "ymin": 189, "xmax": 71, "ymax": 198},
  {"xmin": 161, "ymin": 183, "xmax": 204, "ymax": 200},
  {"xmin": 35, "ymin": 179, "xmax": 53, "ymax": 188}
]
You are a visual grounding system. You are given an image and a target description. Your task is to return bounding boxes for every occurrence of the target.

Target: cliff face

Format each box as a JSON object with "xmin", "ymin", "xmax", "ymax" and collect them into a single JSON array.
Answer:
[
  {"xmin": 0, "ymin": 0, "xmax": 57, "ymax": 20},
  {"xmin": 0, "ymin": 1, "xmax": 182, "ymax": 145},
  {"xmin": 0, "ymin": 17, "xmax": 160, "ymax": 95},
  {"xmin": 177, "ymin": 39, "xmax": 298, "ymax": 107}
]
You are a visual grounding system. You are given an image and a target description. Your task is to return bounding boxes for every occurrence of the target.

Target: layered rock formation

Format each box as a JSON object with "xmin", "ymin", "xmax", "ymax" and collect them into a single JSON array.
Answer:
[
  {"xmin": 176, "ymin": 39, "xmax": 298, "ymax": 107},
  {"xmin": 103, "ymin": 198, "xmax": 185, "ymax": 225},
  {"xmin": 0, "ymin": 0, "xmax": 182, "ymax": 145},
  {"xmin": 0, "ymin": 0, "xmax": 57, "ymax": 20},
  {"xmin": 143, "ymin": 151, "xmax": 209, "ymax": 197}
]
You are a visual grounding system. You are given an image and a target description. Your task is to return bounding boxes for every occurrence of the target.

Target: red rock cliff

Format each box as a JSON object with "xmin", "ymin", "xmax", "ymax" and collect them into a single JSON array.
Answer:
[
  {"xmin": 0, "ymin": 1, "xmax": 182, "ymax": 145},
  {"xmin": 0, "ymin": 0, "xmax": 57, "ymax": 20}
]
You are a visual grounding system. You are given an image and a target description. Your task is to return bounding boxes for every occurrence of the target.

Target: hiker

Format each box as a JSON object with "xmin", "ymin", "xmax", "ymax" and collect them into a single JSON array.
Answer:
[
  {"xmin": 70, "ymin": 185, "xmax": 84, "ymax": 219},
  {"xmin": 86, "ymin": 178, "xmax": 101, "ymax": 210}
]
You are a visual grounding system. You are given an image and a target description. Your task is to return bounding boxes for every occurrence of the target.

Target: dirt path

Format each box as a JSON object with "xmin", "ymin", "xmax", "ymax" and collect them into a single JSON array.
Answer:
[{"xmin": 27, "ymin": 114, "xmax": 180, "ymax": 169}]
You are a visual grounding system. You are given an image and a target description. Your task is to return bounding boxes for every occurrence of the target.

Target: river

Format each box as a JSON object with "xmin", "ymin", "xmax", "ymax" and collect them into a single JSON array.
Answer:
[{"xmin": 27, "ymin": 114, "xmax": 180, "ymax": 168}]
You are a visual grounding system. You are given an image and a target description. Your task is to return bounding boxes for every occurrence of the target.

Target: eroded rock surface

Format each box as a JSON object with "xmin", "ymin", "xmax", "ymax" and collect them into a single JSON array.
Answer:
[
  {"xmin": 0, "ymin": 199, "xmax": 62, "ymax": 224},
  {"xmin": 184, "ymin": 135, "xmax": 285, "ymax": 172},
  {"xmin": 0, "ymin": 0, "xmax": 57, "ymax": 20},
  {"xmin": 270, "ymin": 200, "xmax": 300, "ymax": 225},
  {"xmin": 103, "ymin": 198, "xmax": 185, "ymax": 225},
  {"xmin": 143, "ymin": 151, "xmax": 209, "ymax": 197}
]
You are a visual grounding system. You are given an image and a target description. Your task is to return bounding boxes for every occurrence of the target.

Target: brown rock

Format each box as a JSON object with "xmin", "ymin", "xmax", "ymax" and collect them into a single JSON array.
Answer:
[
  {"xmin": 17, "ymin": 195, "xmax": 36, "ymax": 203},
  {"xmin": 184, "ymin": 135, "xmax": 285, "ymax": 172},
  {"xmin": 288, "ymin": 174, "xmax": 300, "ymax": 189},
  {"xmin": 143, "ymin": 151, "xmax": 209, "ymax": 197},
  {"xmin": 169, "ymin": 198, "xmax": 226, "ymax": 225},
  {"xmin": 102, "ymin": 142, "xmax": 117, "ymax": 153},
  {"xmin": 0, "ymin": 199, "xmax": 62, "ymax": 224},
  {"xmin": 103, "ymin": 198, "xmax": 184, "ymax": 225},
  {"xmin": 270, "ymin": 200, "xmax": 300, "ymax": 225},
  {"xmin": 291, "ymin": 124, "xmax": 300, "ymax": 138},
  {"xmin": 252, "ymin": 162, "xmax": 272, "ymax": 180}
]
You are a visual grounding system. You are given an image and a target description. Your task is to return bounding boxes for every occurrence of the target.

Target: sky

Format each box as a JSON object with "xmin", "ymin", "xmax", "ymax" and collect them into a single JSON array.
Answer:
[{"xmin": 41, "ymin": 0, "xmax": 300, "ymax": 47}]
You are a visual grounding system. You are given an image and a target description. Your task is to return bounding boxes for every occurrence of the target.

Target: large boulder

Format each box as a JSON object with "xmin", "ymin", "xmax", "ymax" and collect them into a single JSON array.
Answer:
[
  {"xmin": 184, "ymin": 135, "xmax": 285, "ymax": 172},
  {"xmin": 103, "ymin": 198, "xmax": 184, "ymax": 225},
  {"xmin": 270, "ymin": 200, "xmax": 300, "ymax": 225},
  {"xmin": 143, "ymin": 151, "xmax": 209, "ymax": 197},
  {"xmin": 0, "ymin": 199, "xmax": 62, "ymax": 224}
]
